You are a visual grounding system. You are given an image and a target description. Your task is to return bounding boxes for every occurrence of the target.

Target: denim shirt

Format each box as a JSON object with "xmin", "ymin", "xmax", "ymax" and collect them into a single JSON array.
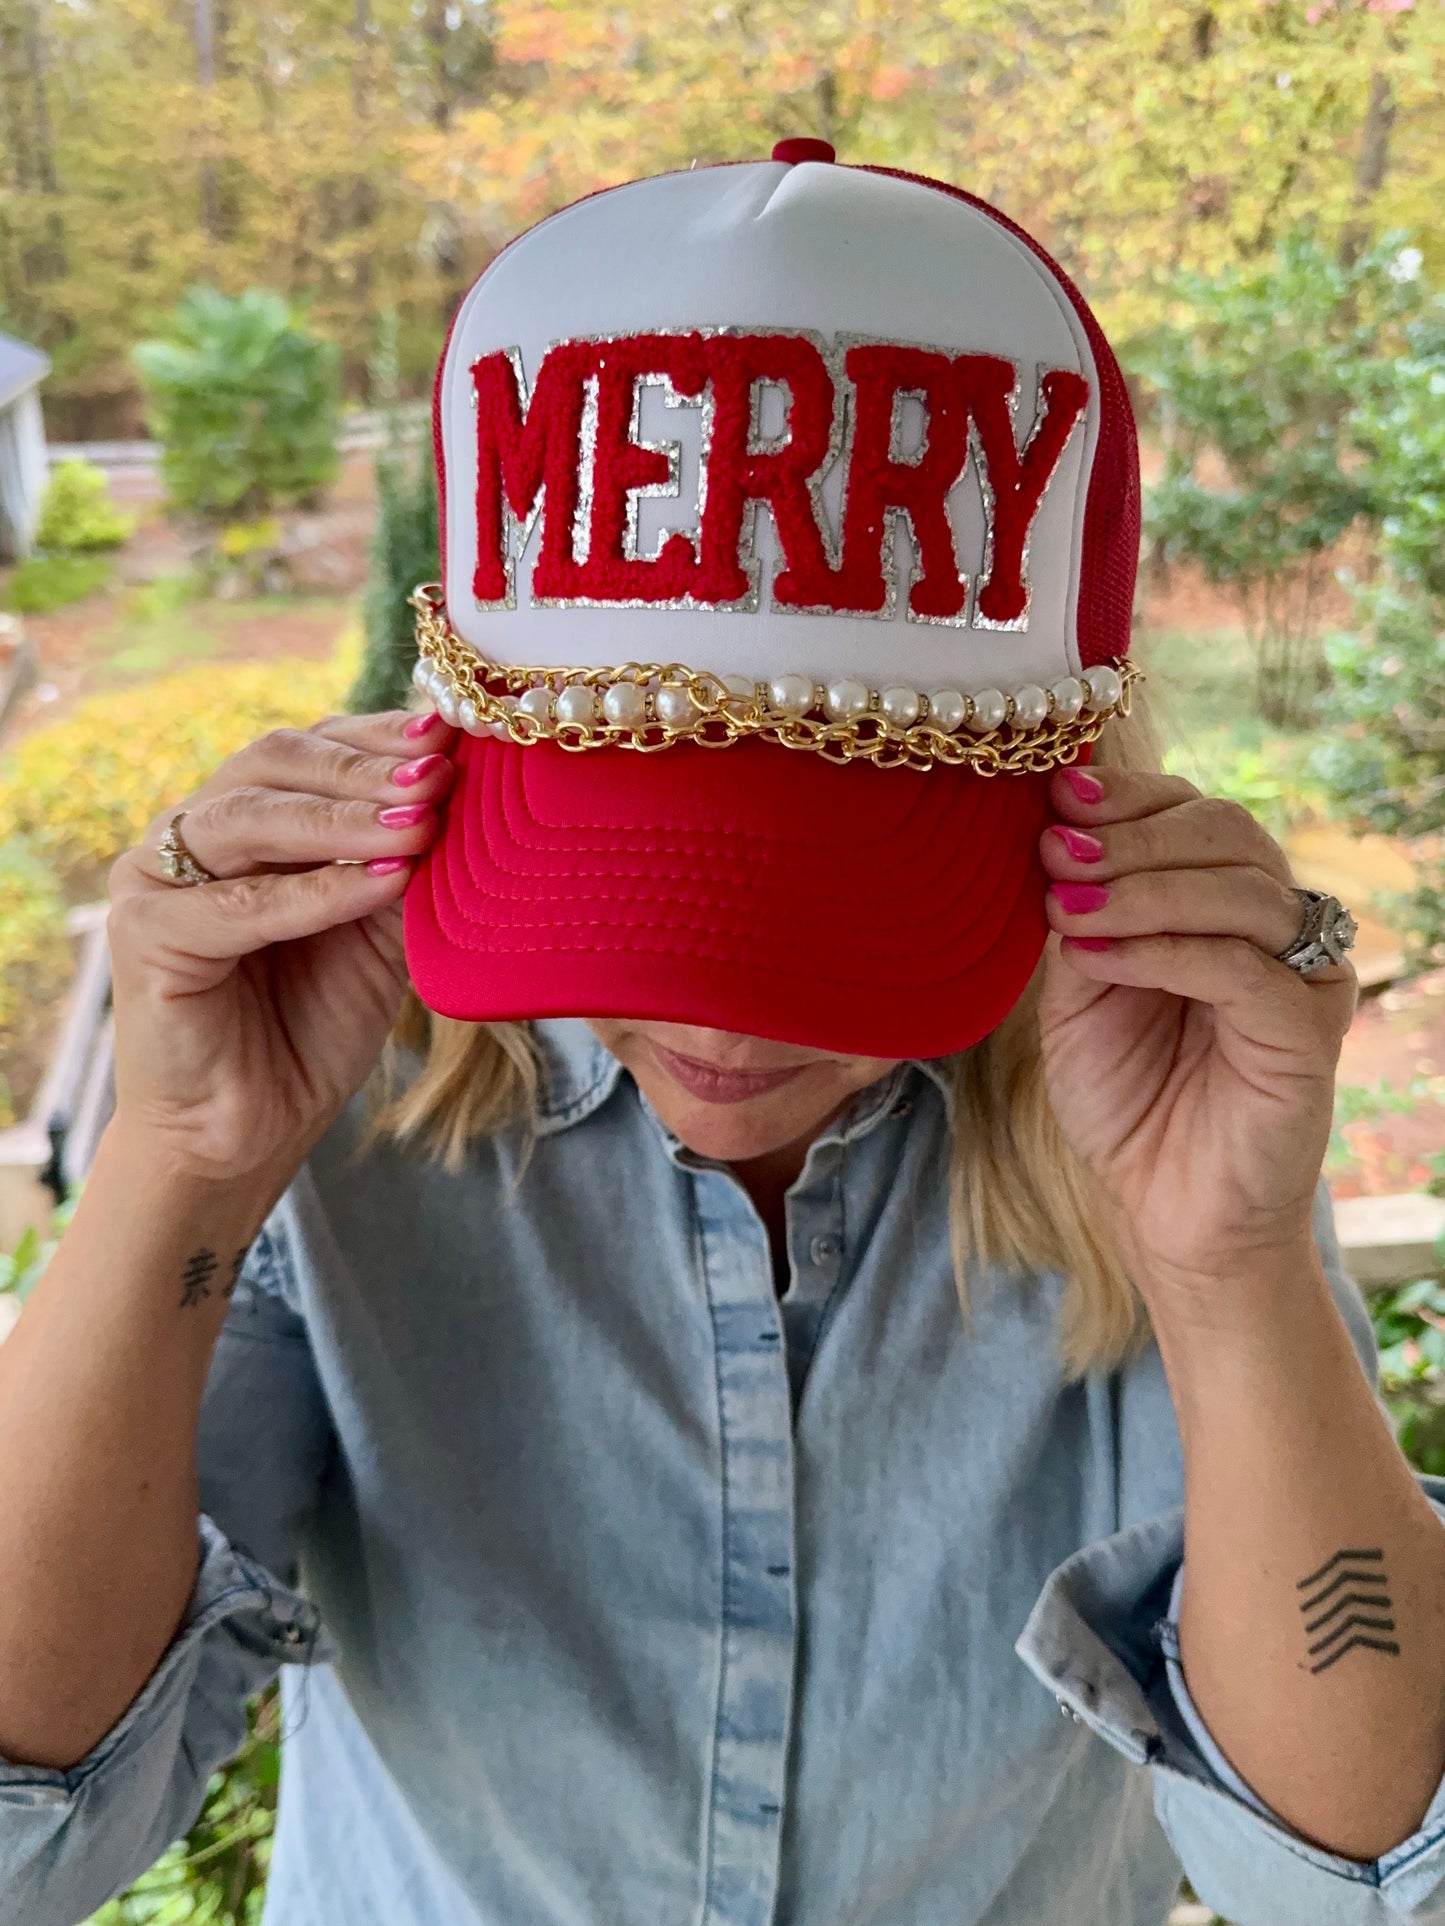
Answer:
[{"xmin": 5, "ymin": 1016, "xmax": 1445, "ymax": 1926}]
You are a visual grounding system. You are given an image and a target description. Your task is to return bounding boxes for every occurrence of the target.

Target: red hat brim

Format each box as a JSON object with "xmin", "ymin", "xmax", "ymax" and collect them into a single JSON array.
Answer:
[{"xmin": 402, "ymin": 732, "xmax": 1054, "ymax": 1060}]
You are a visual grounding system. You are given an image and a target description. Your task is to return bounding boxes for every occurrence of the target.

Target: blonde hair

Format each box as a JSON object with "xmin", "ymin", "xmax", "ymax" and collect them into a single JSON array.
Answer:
[{"xmin": 360, "ymin": 692, "xmax": 1165, "ymax": 1380}]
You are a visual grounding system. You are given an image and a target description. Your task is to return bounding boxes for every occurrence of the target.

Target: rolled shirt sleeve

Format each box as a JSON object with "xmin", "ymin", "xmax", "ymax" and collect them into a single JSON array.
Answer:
[
  {"xmin": 1016, "ymin": 1490, "xmax": 1445, "ymax": 1926},
  {"xmin": 1017, "ymin": 1178, "xmax": 1445, "ymax": 1925},
  {"xmin": 0, "ymin": 1516, "xmax": 334, "ymax": 1926},
  {"xmin": 0, "ymin": 1201, "xmax": 337, "ymax": 1926}
]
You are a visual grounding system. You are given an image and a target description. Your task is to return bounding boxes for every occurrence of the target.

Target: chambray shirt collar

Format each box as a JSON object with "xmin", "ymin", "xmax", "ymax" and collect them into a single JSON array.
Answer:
[{"xmin": 528, "ymin": 1016, "xmax": 958, "ymax": 1151}]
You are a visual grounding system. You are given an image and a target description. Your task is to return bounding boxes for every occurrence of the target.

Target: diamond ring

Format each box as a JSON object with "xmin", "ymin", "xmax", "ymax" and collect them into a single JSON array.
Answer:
[
  {"xmin": 156, "ymin": 809, "xmax": 217, "ymax": 887},
  {"xmin": 1275, "ymin": 888, "xmax": 1357, "ymax": 977}
]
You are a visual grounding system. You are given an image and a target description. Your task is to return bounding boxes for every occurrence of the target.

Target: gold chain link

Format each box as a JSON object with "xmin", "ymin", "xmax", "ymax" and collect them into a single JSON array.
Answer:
[{"xmin": 408, "ymin": 585, "xmax": 1141, "ymax": 776}]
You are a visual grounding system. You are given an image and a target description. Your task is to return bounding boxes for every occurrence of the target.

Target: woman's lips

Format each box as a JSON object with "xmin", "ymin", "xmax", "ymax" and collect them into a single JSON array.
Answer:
[{"xmin": 650, "ymin": 1042, "xmax": 809, "ymax": 1105}]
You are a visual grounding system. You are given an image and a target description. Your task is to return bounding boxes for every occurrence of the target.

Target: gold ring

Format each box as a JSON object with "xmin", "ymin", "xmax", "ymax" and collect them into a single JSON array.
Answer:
[{"xmin": 156, "ymin": 809, "xmax": 217, "ymax": 887}]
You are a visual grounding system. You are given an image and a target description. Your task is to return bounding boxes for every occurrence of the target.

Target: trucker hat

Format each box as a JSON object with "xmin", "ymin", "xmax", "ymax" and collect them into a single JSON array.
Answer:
[{"xmin": 402, "ymin": 138, "xmax": 1141, "ymax": 1060}]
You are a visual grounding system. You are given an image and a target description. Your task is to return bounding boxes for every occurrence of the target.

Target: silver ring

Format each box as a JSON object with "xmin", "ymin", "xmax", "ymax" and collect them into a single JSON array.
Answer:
[
  {"xmin": 1275, "ymin": 887, "xmax": 1357, "ymax": 977},
  {"xmin": 156, "ymin": 809, "xmax": 217, "ymax": 887}
]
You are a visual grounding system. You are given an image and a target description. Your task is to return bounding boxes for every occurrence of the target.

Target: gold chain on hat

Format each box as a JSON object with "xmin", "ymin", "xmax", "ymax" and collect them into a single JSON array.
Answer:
[{"xmin": 408, "ymin": 585, "xmax": 1141, "ymax": 776}]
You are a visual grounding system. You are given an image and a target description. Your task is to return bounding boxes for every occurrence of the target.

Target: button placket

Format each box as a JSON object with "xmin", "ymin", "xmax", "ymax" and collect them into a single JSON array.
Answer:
[{"xmin": 692, "ymin": 1170, "xmax": 798, "ymax": 1926}]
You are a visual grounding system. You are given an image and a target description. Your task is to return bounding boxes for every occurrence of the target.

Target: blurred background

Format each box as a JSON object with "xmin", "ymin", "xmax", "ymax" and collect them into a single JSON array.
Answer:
[{"xmin": 0, "ymin": 2, "xmax": 1442, "ymax": 1920}]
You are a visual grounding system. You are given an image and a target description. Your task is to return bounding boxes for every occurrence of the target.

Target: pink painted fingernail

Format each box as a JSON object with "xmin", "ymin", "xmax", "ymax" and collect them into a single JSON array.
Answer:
[
  {"xmin": 392, "ymin": 752, "xmax": 447, "ymax": 787},
  {"xmin": 1063, "ymin": 768, "xmax": 1105, "ymax": 803},
  {"xmin": 377, "ymin": 801, "xmax": 430, "ymax": 828},
  {"xmin": 1052, "ymin": 881, "xmax": 1110, "ymax": 914},
  {"xmin": 366, "ymin": 856, "xmax": 410, "ymax": 875},
  {"xmin": 1048, "ymin": 825, "xmax": 1104, "ymax": 863},
  {"xmin": 403, "ymin": 711, "xmax": 440, "ymax": 739},
  {"xmin": 1065, "ymin": 935, "xmax": 1113, "ymax": 952}
]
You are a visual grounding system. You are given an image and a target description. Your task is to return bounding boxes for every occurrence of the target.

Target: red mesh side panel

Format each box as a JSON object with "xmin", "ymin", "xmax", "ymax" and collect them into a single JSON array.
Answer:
[{"xmin": 859, "ymin": 166, "xmax": 1140, "ymax": 667}]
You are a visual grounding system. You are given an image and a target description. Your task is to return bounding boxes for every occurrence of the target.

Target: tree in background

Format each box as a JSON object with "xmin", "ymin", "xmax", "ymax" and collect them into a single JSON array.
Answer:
[
  {"xmin": 0, "ymin": 0, "xmax": 497, "ymax": 431},
  {"xmin": 1313, "ymin": 296, "xmax": 1445, "ymax": 962},
  {"xmin": 132, "ymin": 288, "xmax": 340, "ymax": 520},
  {"xmin": 2, "ymin": 0, "xmax": 1443, "ymax": 431},
  {"xmin": 347, "ymin": 310, "xmax": 440, "ymax": 717},
  {"xmin": 404, "ymin": 0, "xmax": 1445, "ymax": 346},
  {"xmin": 1129, "ymin": 230, "xmax": 1428, "ymax": 725}
]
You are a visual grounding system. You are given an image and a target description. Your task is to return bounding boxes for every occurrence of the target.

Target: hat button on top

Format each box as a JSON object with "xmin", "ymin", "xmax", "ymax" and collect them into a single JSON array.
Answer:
[{"xmin": 771, "ymin": 137, "xmax": 836, "ymax": 166}]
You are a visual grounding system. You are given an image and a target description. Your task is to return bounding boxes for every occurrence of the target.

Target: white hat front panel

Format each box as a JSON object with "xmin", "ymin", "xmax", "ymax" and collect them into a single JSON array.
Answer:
[{"xmin": 438, "ymin": 160, "xmax": 1100, "ymax": 695}]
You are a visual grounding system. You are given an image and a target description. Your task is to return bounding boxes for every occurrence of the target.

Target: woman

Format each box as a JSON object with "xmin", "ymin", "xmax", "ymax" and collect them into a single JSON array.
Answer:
[{"xmin": 2, "ymin": 147, "xmax": 1444, "ymax": 1926}]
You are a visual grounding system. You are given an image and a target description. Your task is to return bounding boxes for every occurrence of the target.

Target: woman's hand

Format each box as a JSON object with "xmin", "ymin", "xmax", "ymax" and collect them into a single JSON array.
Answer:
[
  {"xmin": 1036, "ymin": 765, "xmax": 1357, "ymax": 1318},
  {"xmin": 105, "ymin": 707, "xmax": 456, "ymax": 1184}
]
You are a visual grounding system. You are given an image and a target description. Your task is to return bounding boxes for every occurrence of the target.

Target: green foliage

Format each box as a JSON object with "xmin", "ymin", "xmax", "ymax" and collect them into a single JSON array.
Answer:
[
  {"xmin": 3, "ymin": 553, "xmax": 113, "ymax": 613},
  {"xmin": 35, "ymin": 460, "xmax": 134, "ymax": 552},
  {"xmin": 131, "ymin": 289, "xmax": 340, "ymax": 520},
  {"xmin": 86, "ymin": 1689, "xmax": 280, "ymax": 1926},
  {"xmin": 1130, "ymin": 232, "xmax": 1429, "ymax": 726},
  {"xmin": 1355, "ymin": 303, "xmax": 1445, "ymax": 602},
  {"xmin": 0, "ymin": 651, "xmax": 354, "ymax": 876},
  {"xmin": 1311, "ymin": 303, "xmax": 1445, "ymax": 963},
  {"xmin": 217, "ymin": 519, "xmax": 282, "ymax": 562},
  {"xmin": 1163, "ymin": 722, "xmax": 1323, "ymax": 838},
  {"xmin": 0, "ymin": 838, "xmax": 73, "ymax": 1109},
  {"xmin": 1372, "ymin": 1271, "xmax": 1445, "ymax": 1479},
  {"xmin": 347, "ymin": 312, "xmax": 439, "ymax": 717}
]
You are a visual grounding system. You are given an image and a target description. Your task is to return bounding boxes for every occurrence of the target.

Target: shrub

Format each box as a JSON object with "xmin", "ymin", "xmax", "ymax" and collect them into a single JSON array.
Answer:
[
  {"xmin": 3, "ymin": 553, "xmax": 113, "ymax": 613},
  {"xmin": 0, "ymin": 839, "xmax": 71, "ymax": 1124},
  {"xmin": 85, "ymin": 1686, "xmax": 280, "ymax": 1926},
  {"xmin": 1163, "ymin": 723, "xmax": 1323, "ymax": 838},
  {"xmin": 1129, "ymin": 232, "xmax": 1428, "ymax": 727},
  {"xmin": 1372, "ymin": 1274, "xmax": 1445, "ymax": 1478},
  {"xmin": 347, "ymin": 309, "xmax": 440, "ymax": 718},
  {"xmin": 0, "ymin": 651, "xmax": 355, "ymax": 877},
  {"xmin": 131, "ymin": 288, "xmax": 340, "ymax": 520},
  {"xmin": 348, "ymin": 430, "xmax": 438, "ymax": 717},
  {"xmin": 34, "ymin": 459, "xmax": 134, "ymax": 552},
  {"xmin": 1311, "ymin": 303, "xmax": 1445, "ymax": 962}
]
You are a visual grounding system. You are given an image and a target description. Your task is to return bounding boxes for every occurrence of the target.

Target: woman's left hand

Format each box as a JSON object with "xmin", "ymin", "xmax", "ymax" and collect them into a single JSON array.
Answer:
[{"xmin": 1036, "ymin": 765, "xmax": 1357, "ymax": 1318}]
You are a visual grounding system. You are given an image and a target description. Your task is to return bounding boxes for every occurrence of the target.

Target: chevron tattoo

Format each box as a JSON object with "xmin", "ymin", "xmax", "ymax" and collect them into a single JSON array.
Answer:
[{"xmin": 1297, "ymin": 1549, "xmax": 1400, "ymax": 1675}]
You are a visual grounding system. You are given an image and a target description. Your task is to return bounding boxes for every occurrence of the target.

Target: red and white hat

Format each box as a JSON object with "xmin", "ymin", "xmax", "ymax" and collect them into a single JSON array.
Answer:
[{"xmin": 402, "ymin": 140, "xmax": 1140, "ymax": 1060}]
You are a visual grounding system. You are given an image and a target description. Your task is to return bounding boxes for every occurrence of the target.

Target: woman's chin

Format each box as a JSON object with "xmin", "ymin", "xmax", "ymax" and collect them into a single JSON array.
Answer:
[{"xmin": 636, "ymin": 1078, "xmax": 835, "ymax": 1165}]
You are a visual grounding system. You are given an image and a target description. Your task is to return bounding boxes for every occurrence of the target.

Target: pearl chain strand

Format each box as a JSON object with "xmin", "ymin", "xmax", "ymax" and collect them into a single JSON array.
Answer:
[{"xmin": 412, "ymin": 655, "xmax": 1127, "ymax": 742}]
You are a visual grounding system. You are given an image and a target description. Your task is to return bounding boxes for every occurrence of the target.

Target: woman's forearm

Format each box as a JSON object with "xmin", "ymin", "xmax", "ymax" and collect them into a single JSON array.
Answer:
[
  {"xmin": 0, "ymin": 1119, "xmax": 290, "ymax": 1771},
  {"xmin": 1154, "ymin": 1241, "xmax": 1445, "ymax": 1862}
]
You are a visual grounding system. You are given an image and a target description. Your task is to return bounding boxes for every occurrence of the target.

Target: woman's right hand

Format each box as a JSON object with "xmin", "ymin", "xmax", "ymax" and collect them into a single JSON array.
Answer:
[{"xmin": 104, "ymin": 707, "xmax": 458, "ymax": 1184}]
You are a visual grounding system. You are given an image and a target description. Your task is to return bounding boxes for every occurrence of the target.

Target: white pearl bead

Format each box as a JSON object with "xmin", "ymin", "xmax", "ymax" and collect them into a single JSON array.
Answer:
[
  {"xmin": 967, "ymin": 688, "xmax": 1008, "ymax": 733},
  {"xmin": 1082, "ymin": 664, "xmax": 1123, "ymax": 712},
  {"xmin": 554, "ymin": 683, "xmax": 597, "ymax": 729},
  {"xmin": 424, "ymin": 664, "xmax": 448, "ymax": 704},
  {"xmin": 881, "ymin": 686, "xmax": 921, "ymax": 729},
  {"xmin": 411, "ymin": 658, "xmax": 432, "ymax": 696},
  {"xmin": 824, "ymin": 678, "xmax": 869, "ymax": 722},
  {"xmin": 1011, "ymin": 684, "xmax": 1049, "ymax": 728},
  {"xmin": 436, "ymin": 685, "xmax": 461, "ymax": 726},
  {"xmin": 457, "ymin": 698, "xmax": 482, "ymax": 735},
  {"xmin": 928, "ymin": 689, "xmax": 967, "ymax": 733},
  {"xmin": 654, "ymin": 685, "xmax": 696, "ymax": 728},
  {"xmin": 768, "ymin": 673, "xmax": 815, "ymax": 717},
  {"xmin": 602, "ymin": 681, "xmax": 648, "ymax": 729},
  {"xmin": 721, "ymin": 674, "xmax": 757, "ymax": 703},
  {"xmin": 517, "ymin": 685, "xmax": 554, "ymax": 727},
  {"xmin": 487, "ymin": 718, "xmax": 512, "ymax": 739},
  {"xmin": 1050, "ymin": 676, "xmax": 1086, "ymax": 722}
]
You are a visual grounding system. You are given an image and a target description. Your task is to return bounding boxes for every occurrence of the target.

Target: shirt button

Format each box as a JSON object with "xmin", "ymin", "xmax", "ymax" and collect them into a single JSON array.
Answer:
[{"xmin": 809, "ymin": 1231, "xmax": 843, "ymax": 1264}]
